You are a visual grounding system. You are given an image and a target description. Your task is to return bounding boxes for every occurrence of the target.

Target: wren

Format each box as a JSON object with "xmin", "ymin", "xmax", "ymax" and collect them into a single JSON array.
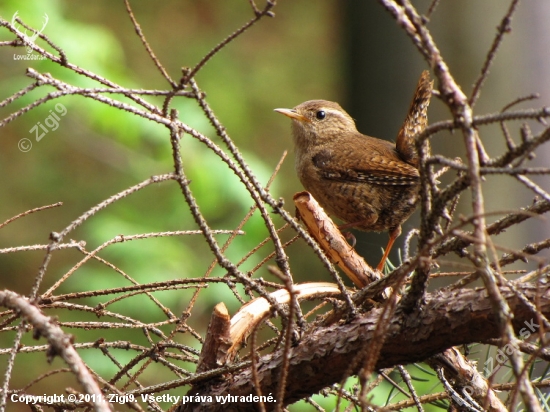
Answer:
[{"xmin": 275, "ymin": 71, "xmax": 433, "ymax": 271}]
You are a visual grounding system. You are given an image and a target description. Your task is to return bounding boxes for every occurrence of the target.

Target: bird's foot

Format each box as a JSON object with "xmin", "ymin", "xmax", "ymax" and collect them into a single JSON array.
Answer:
[{"xmin": 341, "ymin": 230, "xmax": 356, "ymax": 248}]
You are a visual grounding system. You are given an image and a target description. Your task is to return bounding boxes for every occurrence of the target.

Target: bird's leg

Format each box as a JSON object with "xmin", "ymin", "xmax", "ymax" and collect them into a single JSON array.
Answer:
[{"xmin": 376, "ymin": 226, "xmax": 402, "ymax": 272}]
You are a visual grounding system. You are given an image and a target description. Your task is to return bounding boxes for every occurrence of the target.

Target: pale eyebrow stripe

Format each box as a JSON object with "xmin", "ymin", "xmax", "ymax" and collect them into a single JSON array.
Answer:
[{"xmin": 322, "ymin": 108, "xmax": 349, "ymax": 120}]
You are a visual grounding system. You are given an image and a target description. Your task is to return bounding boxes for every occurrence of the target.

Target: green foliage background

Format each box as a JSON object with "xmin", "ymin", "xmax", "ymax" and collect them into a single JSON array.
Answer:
[
  {"xmin": 1, "ymin": 1, "xmax": 547, "ymax": 410},
  {"xmin": 0, "ymin": 1, "xmax": 339, "ymax": 302},
  {"xmin": 0, "ymin": 1, "xmax": 346, "ymax": 410}
]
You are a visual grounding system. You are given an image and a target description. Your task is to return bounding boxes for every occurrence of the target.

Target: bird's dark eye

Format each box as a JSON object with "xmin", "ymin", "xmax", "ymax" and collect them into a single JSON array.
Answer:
[{"xmin": 316, "ymin": 110, "xmax": 326, "ymax": 120}]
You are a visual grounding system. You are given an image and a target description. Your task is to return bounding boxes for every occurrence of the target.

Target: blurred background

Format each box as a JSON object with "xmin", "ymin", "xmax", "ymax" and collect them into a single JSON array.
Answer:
[{"xmin": 1, "ymin": 1, "xmax": 550, "ymax": 410}]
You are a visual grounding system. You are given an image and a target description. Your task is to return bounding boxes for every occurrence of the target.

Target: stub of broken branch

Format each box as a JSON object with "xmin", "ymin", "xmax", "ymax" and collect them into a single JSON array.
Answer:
[
  {"xmin": 293, "ymin": 191, "xmax": 380, "ymax": 288},
  {"xmin": 196, "ymin": 302, "xmax": 232, "ymax": 373},
  {"xmin": 198, "ymin": 283, "xmax": 342, "ymax": 370},
  {"xmin": 197, "ymin": 192, "xmax": 387, "ymax": 371}
]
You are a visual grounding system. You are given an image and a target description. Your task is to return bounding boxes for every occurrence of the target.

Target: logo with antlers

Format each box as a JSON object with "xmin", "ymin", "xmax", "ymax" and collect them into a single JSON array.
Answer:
[{"xmin": 11, "ymin": 11, "xmax": 49, "ymax": 55}]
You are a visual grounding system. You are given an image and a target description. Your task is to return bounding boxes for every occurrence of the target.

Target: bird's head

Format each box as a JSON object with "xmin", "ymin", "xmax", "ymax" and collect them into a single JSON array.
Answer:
[{"xmin": 275, "ymin": 100, "xmax": 357, "ymax": 148}]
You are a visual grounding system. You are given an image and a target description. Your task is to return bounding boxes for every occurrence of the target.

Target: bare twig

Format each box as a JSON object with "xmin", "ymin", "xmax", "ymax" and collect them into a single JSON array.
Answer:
[{"xmin": 469, "ymin": 0, "xmax": 521, "ymax": 107}]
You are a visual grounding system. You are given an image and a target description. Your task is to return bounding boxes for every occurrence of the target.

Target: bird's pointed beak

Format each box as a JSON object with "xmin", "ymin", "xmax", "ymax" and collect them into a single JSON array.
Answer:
[{"xmin": 274, "ymin": 108, "xmax": 310, "ymax": 122}]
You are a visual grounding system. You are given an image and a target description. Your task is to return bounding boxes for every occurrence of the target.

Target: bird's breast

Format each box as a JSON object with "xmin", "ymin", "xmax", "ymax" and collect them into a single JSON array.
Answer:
[{"xmin": 294, "ymin": 148, "xmax": 322, "ymax": 189}]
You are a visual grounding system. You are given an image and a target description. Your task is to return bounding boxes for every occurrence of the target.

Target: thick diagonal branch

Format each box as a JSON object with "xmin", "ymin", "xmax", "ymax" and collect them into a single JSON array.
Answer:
[{"xmin": 178, "ymin": 283, "xmax": 549, "ymax": 411}]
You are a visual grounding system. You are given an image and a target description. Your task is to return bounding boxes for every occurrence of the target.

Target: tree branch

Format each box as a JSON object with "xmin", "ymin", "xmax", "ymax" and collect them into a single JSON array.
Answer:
[{"xmin": 179, "ymin": 283, "xmax": 549, "ymax": 411}]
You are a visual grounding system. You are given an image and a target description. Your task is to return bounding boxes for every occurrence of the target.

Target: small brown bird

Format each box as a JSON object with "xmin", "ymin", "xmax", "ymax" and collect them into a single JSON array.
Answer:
[{"xmin": 275, "ymin": 71, "xmax": 433, "ymax": 271}]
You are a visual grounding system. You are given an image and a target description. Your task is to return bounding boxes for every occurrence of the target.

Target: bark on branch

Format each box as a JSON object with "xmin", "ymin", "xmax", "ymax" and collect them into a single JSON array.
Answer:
[{"xmin": 178, "ymin": 283, "xmax": 550, "ymax": 411}]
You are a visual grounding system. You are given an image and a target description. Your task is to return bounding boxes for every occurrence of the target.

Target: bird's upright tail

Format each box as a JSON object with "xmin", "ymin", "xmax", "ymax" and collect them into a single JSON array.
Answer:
[{"xmin": 396, "ymin": 70, "xmax": 434, "ymax": 167}]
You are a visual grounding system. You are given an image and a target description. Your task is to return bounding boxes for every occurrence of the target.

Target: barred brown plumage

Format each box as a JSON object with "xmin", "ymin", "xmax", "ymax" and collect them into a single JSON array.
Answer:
[{"xmin": 275, "ymin": 71, "xmax": 433, "ymax": 272}]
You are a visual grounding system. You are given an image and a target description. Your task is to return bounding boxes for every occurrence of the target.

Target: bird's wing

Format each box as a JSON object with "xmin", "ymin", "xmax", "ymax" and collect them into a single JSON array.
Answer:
[{"xmin": 311, "ymin": 138, "xmax": 419, "ymax": 186}]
